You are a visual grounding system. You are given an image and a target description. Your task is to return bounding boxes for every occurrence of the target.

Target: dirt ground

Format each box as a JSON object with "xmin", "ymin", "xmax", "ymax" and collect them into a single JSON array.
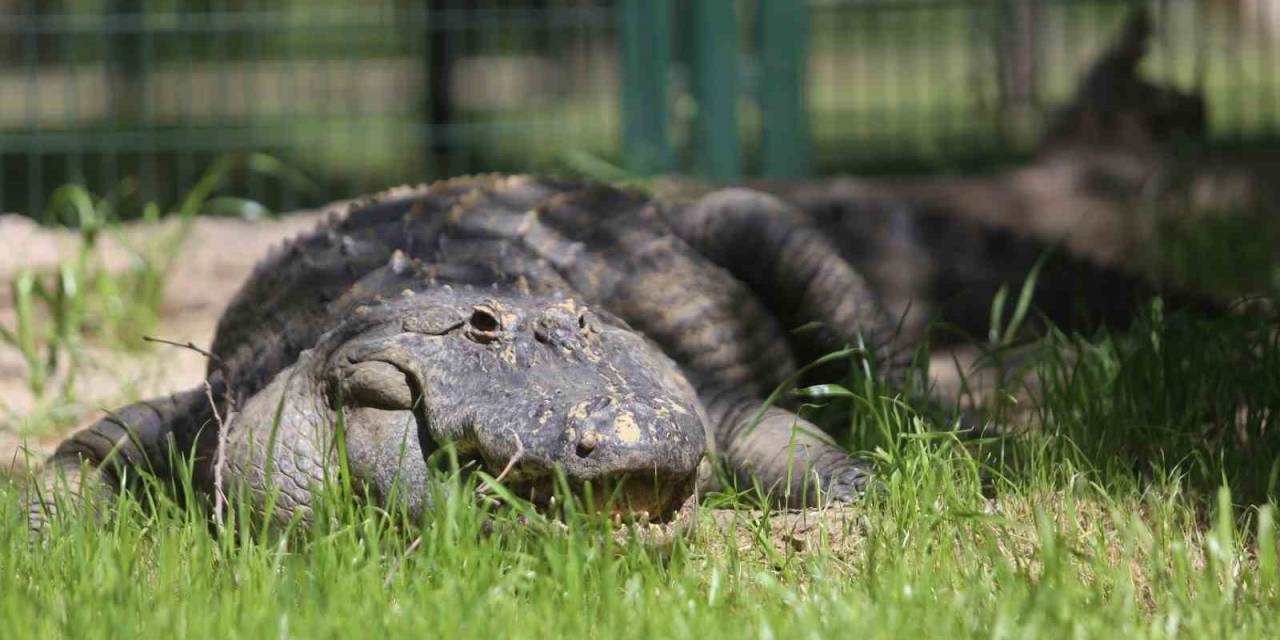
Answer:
[{"xmin": 0, "ymin": 210, "xmax": 324, "ymax": 469}]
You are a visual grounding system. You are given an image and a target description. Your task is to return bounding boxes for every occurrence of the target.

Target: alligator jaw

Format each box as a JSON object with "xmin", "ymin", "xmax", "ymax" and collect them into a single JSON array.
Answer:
[{"xmin": 499, "ymin": 470, "xmax": 697, "ymax": 523}]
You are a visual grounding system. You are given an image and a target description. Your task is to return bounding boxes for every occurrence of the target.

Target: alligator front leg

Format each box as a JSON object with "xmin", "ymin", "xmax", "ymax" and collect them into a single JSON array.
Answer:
[
  {"xmin": 220, "ymin": 359, "xmax": 439, "ymax": 529},
  {"xmin": 698, "ymin": 386, "xmax": 874, "ymax": 508},
  {"xmin": 220, "ymin": 365, "xmax": 334, "ymax": 530}
]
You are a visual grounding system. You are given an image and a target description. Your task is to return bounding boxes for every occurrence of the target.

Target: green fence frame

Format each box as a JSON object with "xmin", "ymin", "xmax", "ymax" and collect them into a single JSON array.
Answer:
[
  {"xmin": 618, "ymin": 0, "xmax": 811, "ymax": 181},
  {"xmin": 3, "ymin": 1, "xmax": 1279, "ymax": 217},
  {"xmin": 619, "ymin": 0, "xmax": 675, "ymax": 174}
]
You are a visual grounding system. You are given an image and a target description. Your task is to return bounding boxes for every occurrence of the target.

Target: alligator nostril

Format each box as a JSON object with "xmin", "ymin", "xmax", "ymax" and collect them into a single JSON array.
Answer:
[{"xmin": 576, "ymin": 430, "xmax": 600, "ymax": 458}]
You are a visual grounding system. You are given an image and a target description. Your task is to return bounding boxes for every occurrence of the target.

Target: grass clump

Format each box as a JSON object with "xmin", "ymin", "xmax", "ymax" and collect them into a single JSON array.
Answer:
[
  {"xmin": 4, "ymin": 429, "xmax": 1278, "ymax": 638},
  {"xmin": 0, "ymin": 154, "xmax": 306, "ymax": 431},
  {"xmin": 1026, "ymin": 302, "xmax": 1280, "ymax": 503}
]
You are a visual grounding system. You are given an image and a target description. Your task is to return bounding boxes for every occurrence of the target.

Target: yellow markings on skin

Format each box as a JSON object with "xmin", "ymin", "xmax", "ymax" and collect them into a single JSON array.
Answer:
[
  {"xmin": 448, "ymin": 187, "xmax": 491, "ymax": 223},
  {"xmin": 549, "ymin": 298, "xmax": 580, "ymax": 315},
  {"xmin": 445, "ymin": 175, "xmax": 529, "ymax": 225},
  {"xmin": 535, "ymin": 406, "xmax": 554, "ymax": 433},
  {"xmin": 606, "ymin": 383, "xmax": 636, "ymax": 405},
  {"xmin": 568, "ymin": 400, "xmax": 592, "ymax": 425},
  {"xmin": 613, "ymin": 412, "xmax": 642, "ymax": 443},
  {"xmin": 515, "ymin": 209, "xmax": 539, "ymax": 235},
  {"xmin": 664, "ymin": 399, "xmax": 690, "ymax": 416},
  {"xmin": 355, "ymin": 305, "xmax": 371, "ymax": 315},
  {"xmin": 499, "ymin": 309, "xmax": 519, "ymax": 330},
  {"xmin": 401, "ymin": 289, "xmax": 416, "ymax": 298},
  {"xmin": 602, "ymin": 365, "xmax": 642, "ymax": 403},
  {"xmin": 344, "ymin": 283, "xmax": 373, "ymax": 300},
  {"xmin": 447, "ymin": 202, "xmax": 468, "ymax": 223},
  {"xmin": 541, "ymin": 191, "xmax": 575, "ymax": 213},
  {"xmin": 500, "ymin": 174, "xmax": 532, "ymax": 189},
  {"xmin": 652, "ymin": 398, "xmax": 690, "ymax": 425}
]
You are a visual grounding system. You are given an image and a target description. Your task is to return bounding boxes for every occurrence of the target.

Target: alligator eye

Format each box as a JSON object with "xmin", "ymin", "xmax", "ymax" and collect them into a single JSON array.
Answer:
[{"xmin": 467, "ymin": 306, "xmax": 502, "ymax": 343}]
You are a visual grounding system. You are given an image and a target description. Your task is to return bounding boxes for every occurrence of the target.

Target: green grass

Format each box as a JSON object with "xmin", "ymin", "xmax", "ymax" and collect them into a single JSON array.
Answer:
[
  {"xmin": 0, "ymin": 184, "xmax": 186, "ymax": 430},
  {"xmin": 6, "ymin": 298, "xmax": 1280, "ymax": 638}
]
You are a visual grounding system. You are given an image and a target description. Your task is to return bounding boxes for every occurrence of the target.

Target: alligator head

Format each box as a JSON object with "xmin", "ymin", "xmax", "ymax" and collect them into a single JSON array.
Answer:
[{"xmin": 222, "ymin": 254, "xmax": 709, "ymax": 522}]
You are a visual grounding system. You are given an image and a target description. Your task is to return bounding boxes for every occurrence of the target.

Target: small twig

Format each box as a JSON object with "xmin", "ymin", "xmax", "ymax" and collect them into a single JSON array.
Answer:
[
  {"xmin": 383, "ymin": 535, "xmax": 423, "ymax": 589},
  {"xmin": 476, "ymin": 433, "xmax": 524, "ymax": 496},
  {"xmin": 205, "ymin": 379, "xmax": 231, "ymax": 532},
  {"xmin": 143, "ymin": 335, "xmax": 222, "ymax": 363}
]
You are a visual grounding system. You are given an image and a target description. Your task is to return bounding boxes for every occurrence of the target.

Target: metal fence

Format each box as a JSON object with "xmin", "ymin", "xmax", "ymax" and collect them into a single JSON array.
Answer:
[
  {"xmin": 1, "ymin": 0, "xmax": 1278, "ymax": 218},
  {"xmin": 806, "ymin": 0, "xmax": 1280, "ymax": 172}
]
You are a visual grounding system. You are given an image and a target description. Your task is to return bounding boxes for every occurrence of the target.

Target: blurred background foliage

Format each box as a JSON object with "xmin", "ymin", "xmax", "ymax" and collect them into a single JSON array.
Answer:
[{"xmin": 1, "ymin": 0, "xmax": 1278, "ymax": 219}]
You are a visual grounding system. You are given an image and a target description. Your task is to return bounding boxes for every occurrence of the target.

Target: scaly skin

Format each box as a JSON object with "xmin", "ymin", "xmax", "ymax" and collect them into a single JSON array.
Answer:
[
  {"xmin": 31, "ymin": 175, "xmax": 886, "ymax": 534},
  {"xmin": 774, "ymin": 179, "xmax": 1221, "ymax": 347}
]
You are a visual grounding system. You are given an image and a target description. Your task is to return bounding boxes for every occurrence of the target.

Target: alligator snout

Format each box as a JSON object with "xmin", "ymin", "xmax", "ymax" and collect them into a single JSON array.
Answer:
[
  {"xmin": 564, "ymin": 396, "xmax": 701, "ymax": 478},
  {"xmin": 474, "ymin": 394, "xmax": 704, "ymax": 519},
  {"xmin": 568, "ymin": 396, "xmax": 634, "ymax": 458}
]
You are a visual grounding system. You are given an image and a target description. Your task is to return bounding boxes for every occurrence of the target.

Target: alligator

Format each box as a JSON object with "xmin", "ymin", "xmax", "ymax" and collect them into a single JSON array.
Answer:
[
  {"xmin": 30, "ymin": 167, "xmax": 1205, "ymax": 535},
  {"xmin": 23, "ymin": 8, "xmax": 1231, "ymax": 534},
  {"xmin": 29, "ymin": 176, "xmax": 903, "ymax": 532}
]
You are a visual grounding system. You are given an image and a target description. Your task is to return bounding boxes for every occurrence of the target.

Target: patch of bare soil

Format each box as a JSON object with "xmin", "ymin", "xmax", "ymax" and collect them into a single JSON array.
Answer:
[
  {"xmin": 0, "ymin": 211, "xmax": 322, "ymax": 470},
  {"xmin": 580, "ymin": 499, "xmax": 868, "ymax": 561}
]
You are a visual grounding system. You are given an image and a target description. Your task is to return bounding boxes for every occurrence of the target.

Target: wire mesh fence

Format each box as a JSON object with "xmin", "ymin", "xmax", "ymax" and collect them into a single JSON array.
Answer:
[
  {"xmin": 808, "ymin": 0, "xmax": 1280, "ymax": 173},
  {"xmin": 1, "ymin": 0, "xmax": 1278, "ymax": 219},
  {"xmin": 1, "ymin": 0, "xmax": 622, "ymax": 216}
]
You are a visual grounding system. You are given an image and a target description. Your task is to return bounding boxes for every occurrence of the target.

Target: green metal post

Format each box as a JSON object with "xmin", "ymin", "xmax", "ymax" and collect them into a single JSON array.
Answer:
[
  {"xmin": 689, "ymin": 0, "xmax": 739, "ymax": 180},
  {"xmin": 619, "ymin": 0, "xmax": 674, "ymax": 174},
  {"xmin": 758, "ymin": 0, "xmax": 811, "ymax": 178}
]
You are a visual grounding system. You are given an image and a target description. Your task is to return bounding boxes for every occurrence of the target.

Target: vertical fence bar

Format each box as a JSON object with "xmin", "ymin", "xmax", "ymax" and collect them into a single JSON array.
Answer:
[
  {"xmin": 140, "ymin": 1, "xmax": 157, "ymax": 204},
  {"xmin": 689, "ymin": 0, "xmax": 739, "ymax": 179},
  {"xmin": 426, "ymin": 0, "xmax": 457, "ymax": 178},
  {"xmin": 108, "ymin": 0, "xmax": 144, "ymax": 126},
  {"xmin": 619, "ymin": 0, "xmax": 674, "ymax": 174},
  {"xmin": 176, "ymin": 4, "xmax": 195, "ymax": 207},
  {"xmin": 23, "ymin": 0, "xmax": 42, "ymax": 216},
  {"xmin": 758, "ymin": 0, "xmax": 811, "ymax": 178}
]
